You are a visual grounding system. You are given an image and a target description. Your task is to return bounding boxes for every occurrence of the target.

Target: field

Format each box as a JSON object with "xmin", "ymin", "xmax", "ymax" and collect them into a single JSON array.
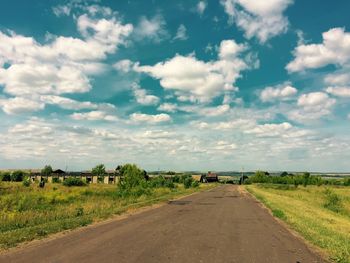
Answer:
[
  {"xmin": 245, "ymin": 184, "xmax": 350, "ymax": 263},
  {"xmin": 0, "ymin": 181, "xmax": 214, "ymax": 250}
]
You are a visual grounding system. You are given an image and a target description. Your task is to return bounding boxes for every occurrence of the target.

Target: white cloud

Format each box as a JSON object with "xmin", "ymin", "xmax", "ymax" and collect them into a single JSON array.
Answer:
[
  {"xmin": 260, "ymin": 83, "xmax": 297, "ymax": 102},
  {"xmin": 157, "ymin": 103, "xmax": 178, "ymax": 113},
  {"xmin": 133, "ymin": 15, "xmax": 169, "ymax": 42},
  {"xmin": 113, "ymin": 59, "xmax": 138, "ymax": 73},
  {"xmin": 52, "ymin": 5, "xmax": 71, "ymax": 17},
  {"xmin": 287, "ymin": 28, "xmax": 350, "ymax": 72},
  {"xmin": 196, "ymin": 1, "xmax": 207, "ymax": 15},
  {"xmin": 0, "ymin": 97, "xmax": 45, "ymax": 115},
  {"xmin": 199, "ymin": 104, "xmax": 230, "ymax": 116},
  {"xmin": 0, "ymin": 7, "xmax": 133, "ymax": 115},
  {"xmin": 325, "ymin": 87, "xmax": 350, "ymax": 97},
  {"xmin": 132, "ymin": 83, "xmax": 160, "ymax": 106},
  {"xmin": 71, "ymin": 111, "xmax": 118, "ymax": 122},
  {"xmin": 41, "ymin": 95, "xmax": 98, "ymax": 110},
  {"xmin": 135, "ymin": 39, "xmax": 256, "ymax": 102},
  {"xmin": 245, "ymin": 122, "xmax": 298, "ymax": 138},
  {"xmin": 324, "ymin": 72, "xmax": 350, "ymax": 86},
  {"xmin": 174, "ymin": 24, "xmax": 188, "ymax": 41},
  {"xmin": 287, "ymin": 92, "xmax": 336, "ymax": 123},
  {"xmin": 130, "ymin": 113, "xmax": 171, "ymax": 123},
  {"xmin": 221, "ymin": 0, "xmax": 293, "ymax": 43}
]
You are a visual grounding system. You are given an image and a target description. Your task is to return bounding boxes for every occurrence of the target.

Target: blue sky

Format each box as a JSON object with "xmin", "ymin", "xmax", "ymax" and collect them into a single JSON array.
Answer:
[{"xmin": 0, "ymin": 0, "xmax": 349, "ymax": 172}]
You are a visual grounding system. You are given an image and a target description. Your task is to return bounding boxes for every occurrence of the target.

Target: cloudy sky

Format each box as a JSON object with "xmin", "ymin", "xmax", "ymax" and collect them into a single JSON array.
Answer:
[{"xmin": 0, "ymin": 0, "xmax": 349, "ymax": 172}]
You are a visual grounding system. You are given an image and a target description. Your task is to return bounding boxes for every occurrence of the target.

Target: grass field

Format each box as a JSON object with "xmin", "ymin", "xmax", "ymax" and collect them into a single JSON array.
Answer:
[
  {"xmin": 245, "ymin": 184, "xmax": 350, "ymax": 263},
  {"xmin": 0, "ymin": 182, "xmax": 214, "ymax": 250}
]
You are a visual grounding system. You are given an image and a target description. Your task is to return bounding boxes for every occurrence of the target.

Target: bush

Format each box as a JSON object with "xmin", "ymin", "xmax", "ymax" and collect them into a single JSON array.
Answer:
[
  {"xmin": 184, "ymin": 177, "xmax": 193, "ymax": 189},
  {"xmin": 172, "ymin": 175, "xmax": 181, "ymax": 183},
  {"xmin": 1, "ymin": 172, "xmax": 11, "ymax": 181},
  {"xmin": 22, "ymin": 176, "xmax": 31, "ymax": 187},
  {"xmin": 63, "ymin": 177, "xmax": 86, "ymax": 187},
  {"xmin": 191, "ymin": 181, "xmax": 199, "ymax": 188},
  {"xmin": 344, "ymin": 178, "xmax": 350, "ymax": 186},
  {"xmin": 118, "ymin": 164, "xmax": 146, "ymax": 190},
  {"xmin": 324, "ymin": 188, "xmax": 343, "ymax": 213},
  {"xmin": 52, "ymin": 177, "xmax": 60, "ymax": 183},
  {"xmin": 11, "ymin": 170, "xmax": 25, "ymax": 182}
]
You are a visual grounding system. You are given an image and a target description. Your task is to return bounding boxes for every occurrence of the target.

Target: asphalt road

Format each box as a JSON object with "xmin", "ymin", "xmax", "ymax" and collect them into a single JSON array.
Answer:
[{"xmin": 0, "ymin": 185, "xmax": 325, "ymax": 263}]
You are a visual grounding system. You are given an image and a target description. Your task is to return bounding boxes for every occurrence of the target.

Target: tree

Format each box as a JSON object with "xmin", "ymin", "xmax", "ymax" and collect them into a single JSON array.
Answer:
[
  {"xmin": 280, "ymin": 171, "xmax": 288, "ymax": 177},
  {"xmin": 41, "ymin": 165, "xmax": 53, "ymax": 176},
  {"xmin": 11, "ymin": 170, "xmax": 24, "ymax": 182},
  {"xmin": 92, "ymin": 164, "xmax": 106, "ymax": 177},
  {"xmin": 118, "ymin": 164, "xmax": 145, "ymax": 189}
]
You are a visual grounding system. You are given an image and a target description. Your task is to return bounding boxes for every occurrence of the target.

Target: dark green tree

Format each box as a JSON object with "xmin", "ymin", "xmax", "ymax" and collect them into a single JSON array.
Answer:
[{"xmin": 41, "ymin": 165, "xmax": 53, "ymax": 176}]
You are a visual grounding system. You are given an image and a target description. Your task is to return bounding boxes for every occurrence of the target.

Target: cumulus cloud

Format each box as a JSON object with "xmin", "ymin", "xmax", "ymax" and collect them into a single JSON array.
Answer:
[
  {"xmin": 135, "ymin": 39, "xmax": 256, "ymax": 102},
  {"xmin": 71, "ymin": 110, "xmax": 118, "ymax": 121},
  {"xmin": 221, "ymin": 0, "xmax": 293, "ymax": 43},
  {"xmin": 133, "ymin": 15, "xmax": 169, "ymax": 42},
  {"xmin": 324, "ymin": 72, "xmax": 350, "ymax": 86},
  {"xmin": 157, "ymin": 103, "xmax": 178, "ymax": 113},
  {"xmin": 41, "ymin": 95, "xmax": 99, "ymax": 110},
  {"xmin": 245, "ymin": 122, "xmax": 292, "ymax": 137},
  {"xmin": 286, "ymin": 28, "xmax": 350, "ymax": 72},
  {"xmin": 130, "ymin": 113, "xmax": 171, "ymax": 123},
  {"xmin": 132, "ymin": 83, "xmax": 160, "ymax": 105},
  {"xmin": 0, "ymin": 97, "xmax": 45, "ymax": 115},
  {"xmin": 287, "ymin": 92, "xmax": 336, "ymax": 123},
  {"xmin": 260, "ymin": 82, "xmax": 297, "ymax": 102},
  {"xmin": 174, "ymin": 24, "xmax": 188, "ymax": 41},
  {"xmin": 325, "ymin": 87, "xmax": 350, "ymax": 97},
  {"xmin": 0, "ymin": 6, "xmax": 133, "ymax": 115}
]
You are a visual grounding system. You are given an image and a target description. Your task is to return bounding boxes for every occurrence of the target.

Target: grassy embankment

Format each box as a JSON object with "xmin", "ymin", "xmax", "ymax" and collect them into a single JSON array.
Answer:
[
  {"xmin": 0, "ymin": 182, "xmax": 215, "ymax": 250},
  {"xmin": 245, "ymin": 184, "xmax": 350, "ymax": 263}
]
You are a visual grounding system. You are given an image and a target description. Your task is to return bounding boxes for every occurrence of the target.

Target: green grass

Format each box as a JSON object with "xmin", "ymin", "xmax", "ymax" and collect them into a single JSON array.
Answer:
[
  {"xmin": 0, "ymin": 182, "xmax": 215, "ymax": 250},
  {"xmin": 245, "ymin": 184, "xmax": 350, "ymax": 263}
]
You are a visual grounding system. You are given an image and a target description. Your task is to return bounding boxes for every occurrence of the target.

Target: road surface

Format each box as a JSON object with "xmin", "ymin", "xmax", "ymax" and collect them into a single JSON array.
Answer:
[{"xmin": 0, "ymin": 185, "xmax": 325, "ymax": 263}]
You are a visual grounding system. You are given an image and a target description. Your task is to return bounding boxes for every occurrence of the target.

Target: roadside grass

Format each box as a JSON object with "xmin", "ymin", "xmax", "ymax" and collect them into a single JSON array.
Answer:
[
  {"xmin": 245, "ymin": 184, "xmax": 350, "ymax": 263},
  {"xmin": 0, "ymin": 182, "xmax": 215, "ymax": 250}
]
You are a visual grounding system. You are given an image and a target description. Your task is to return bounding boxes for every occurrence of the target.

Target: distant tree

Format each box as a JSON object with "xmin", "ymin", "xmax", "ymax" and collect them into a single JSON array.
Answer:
[
  {"xmin": 41, "ymin": 165, "xmax": 53, "ymax": 176},
  {"xmin": 280, "ymin": 171, "xmax": 288, "ymax": 177},
  {"xmin": 303, "ymin": 172, "xmax": 310, "ymax": 187},
  {"xmin": 92, "ymin": 164, "xmax": 106, "ymax": 177},
  {"xmin": 115, "ymin": 165, "xmax": 122, "ymax": 176},
  {"xmin": 11, "ymin": 170, "xmax": 24, "ymax": 182},
  {"xmin": 1, "ymin": 172, "xmax": 11, "ymax": 181}
]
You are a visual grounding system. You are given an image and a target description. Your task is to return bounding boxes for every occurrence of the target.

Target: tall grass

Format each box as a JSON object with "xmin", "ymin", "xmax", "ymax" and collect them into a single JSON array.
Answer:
[{"xmin": 246, "ymin": 185, "xmax": 350, "ymax": 263}]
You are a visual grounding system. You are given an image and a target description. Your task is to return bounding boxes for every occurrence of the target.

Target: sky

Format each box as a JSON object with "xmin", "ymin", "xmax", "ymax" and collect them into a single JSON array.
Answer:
[{"xmin": 0, "ymin": 0, "xmax": 350, "ymax": 172}]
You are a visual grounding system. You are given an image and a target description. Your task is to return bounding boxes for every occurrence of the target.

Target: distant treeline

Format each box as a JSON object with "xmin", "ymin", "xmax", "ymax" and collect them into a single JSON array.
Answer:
[{"xmin": 244, "ymin": 171, "xmax": 350, "ymax": 186}]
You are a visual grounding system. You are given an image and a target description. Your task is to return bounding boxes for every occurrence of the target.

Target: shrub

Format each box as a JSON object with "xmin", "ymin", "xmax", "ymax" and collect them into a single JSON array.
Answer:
[
  {"xmin": 324, "ymin": 188, "xmax": 343, "ymax": 213},
  {"xmin": 118, "ymin": 164, "xmax": 146, "ymax": 190},
  {"xmin": 22, "ymin": 176, "xmax": 31, "ymax": 187},
  {"xmin": 63, "ymin": 177, "xmax": 86, "ymax": 187},
  {"xmin": 172, "ymin": 175, "xmax": 181, "ymax": 183},
  {"xmin": 52, "ymin": 177, "xmax": 60, "ymax": 183},
  {"xmin": 1, "ymin": 172, "xmax": 11, "ymax": 181},
  {"xmin": 191, "ymin": 181, "xmax": 199, "ymax": 188},
  {"xmin": 11, "ymin": 170, "xmax": 24, "ymax": 182},
  {"xmin": 184, "ymin": 177, "xmax": 193, "ymax": 189},
  {"xmin": 344, "ymin": 178, "xmax": 350, "ymax": 186}
]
